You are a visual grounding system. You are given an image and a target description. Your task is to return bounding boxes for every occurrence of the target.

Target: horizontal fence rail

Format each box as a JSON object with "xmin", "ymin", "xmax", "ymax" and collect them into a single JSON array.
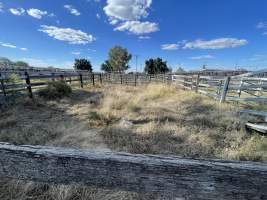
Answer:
[
  {"xmin": 172, "ymin": 75, "xmax": 267, "ymax": 104},
  {"xmin": 0, "ymin": 143, "xmax": 267, "ymax": 200},
  {"xmin": 0, "ymin": 71, "xmax": 172, "ymax": 100},
  {"xmin": 1, "ymin": 68, "xmax": 266, "ymax": 105}
]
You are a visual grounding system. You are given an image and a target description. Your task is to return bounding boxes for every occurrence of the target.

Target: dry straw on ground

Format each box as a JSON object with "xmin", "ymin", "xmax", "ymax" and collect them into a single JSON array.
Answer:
[{"xmin": 0, "ymin": 83, "xmax": 266, "ymax": 200}]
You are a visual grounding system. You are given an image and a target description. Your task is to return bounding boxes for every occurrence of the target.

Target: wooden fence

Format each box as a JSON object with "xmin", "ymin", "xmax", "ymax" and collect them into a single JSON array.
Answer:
[
  {"xmin": 0, "ymin": 71, "xmax": 172, "ymax": 99},
  {"xmin": 172, "ymin": 75, "xmax": 267, "ymax": 103},
  {"xmin": 0, "ymin": 142, "xmax": 267, "ymax": 200}
]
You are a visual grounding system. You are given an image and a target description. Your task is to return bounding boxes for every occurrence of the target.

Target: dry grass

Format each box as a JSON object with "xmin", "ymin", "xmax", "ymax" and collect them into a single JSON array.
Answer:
[{"xmin": 0, "ymin": 82, "xmax": 267, "ymax": 199}]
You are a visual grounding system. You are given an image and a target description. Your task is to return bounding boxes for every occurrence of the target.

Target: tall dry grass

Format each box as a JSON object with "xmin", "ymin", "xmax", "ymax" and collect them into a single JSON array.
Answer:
[{"xmin": 0, "ymin": 83, "xmax": 267, "ymax": 200}]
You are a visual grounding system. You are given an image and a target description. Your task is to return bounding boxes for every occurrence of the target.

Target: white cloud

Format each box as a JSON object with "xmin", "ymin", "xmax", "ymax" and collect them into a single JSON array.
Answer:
[
  {"xmin": 0, "ymin": 43, "xmax": 16, "ymax": 48},
  {"xmin": 139, "ymin": 36, "xmax": 150, "ymax": 40},
  {"xmin": 189, "ymin": 55, "xmax": 214, "ymax": 60},
  {"xmin": 71, "ymin": 51, "xmax": 81, "ymax": 55},
  {"xmin": 183, "ymin": 38, "xmax": 248, "ymax": 49},
  {"xmin": 161, "ymin": 43, "xmax": 179, "ymax": 50},
  {"xmin": 109, "ymin": 19, "xmax": 119, "ymax": 25},
  {"xmin": 9, "ymin": 8, "xmax": 25, "ymax": 16},
  {"xmin": 96, "ymin": 13, "xmax": 101, "ymax": 19},
  {"xmin": 104, "ymin": 0, "xmax": 152, "ymax": 21},
  {"xmin": 0, "ymin": 42, "xmax": 28, "ymax": 51},
  {"xmin": 27, "ymin": 8, "xmax": 47, "ymax": 19},
  {"xmin": 39, "ymin": 25, "xmax": 96, "ymax": 44},
  {"xmin": 104, "ymin": 0, "xmax": 159, "ymax": 36},
  {"xmin": 114, "ymin": 21, "xmax": 159, "ymax": 35},
  {"xmin": 64, "ymin": 5, "xmax": 81, "ymax": 16}
]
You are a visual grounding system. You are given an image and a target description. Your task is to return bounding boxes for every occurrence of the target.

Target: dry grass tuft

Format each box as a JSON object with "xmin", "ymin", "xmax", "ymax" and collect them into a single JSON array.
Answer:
[{"xmin": 39, "ymin": 81, "xmax": 72, "ymax": 100}]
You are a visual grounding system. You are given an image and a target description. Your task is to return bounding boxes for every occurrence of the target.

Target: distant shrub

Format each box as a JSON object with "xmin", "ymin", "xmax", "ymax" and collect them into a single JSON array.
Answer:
[{"xmin": 39, "ymin": 81, "xmax": 72, "ymax": 99}]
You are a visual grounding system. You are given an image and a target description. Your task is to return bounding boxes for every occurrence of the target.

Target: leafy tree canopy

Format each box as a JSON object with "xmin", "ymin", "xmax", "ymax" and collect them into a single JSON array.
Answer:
[
  {"xmin": 101, "ymin": 45, "xmax": 132, "ymax": 72},
  {"xmin": 74, "ymin": 59, "xmax": 93, "ymax": 72},
  {"xmin": 101, "ymin": 60, "xmax": 113, "ymax": 72},
  {"xmin": 144, "ymin": 58, "xmax": 170, "ymax": 74}
]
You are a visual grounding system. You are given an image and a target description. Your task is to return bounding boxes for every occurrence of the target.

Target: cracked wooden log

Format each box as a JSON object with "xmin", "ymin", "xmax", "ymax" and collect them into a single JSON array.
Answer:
[{"xmin": 0, "ymin": 142, "xmax": 267, "ymax": 200}]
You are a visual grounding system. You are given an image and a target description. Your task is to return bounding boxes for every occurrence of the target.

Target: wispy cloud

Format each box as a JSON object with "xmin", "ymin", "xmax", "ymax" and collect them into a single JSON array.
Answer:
[
  {"xmin": 39, "ymin": 25, "xmax": 96, "ymax": 44},
  {"xmin": 9, "ymin": 8, "xmax": 25, "ymax": 16},
  {"xmin": 1, "ymin": 43, "xmax": 16, "ymax": 48},
  {"xmin": 114, "ymin": 21, "xmax": 159, "ymax": 35},
  {"xmin": 161, "ymin": 43, "xmax": 179, "ymax": 50},
  {"xmin": 0, "ymin": 42, "xmax": 27, "ymax": 51},
  {"xmin": 0, "ymin": 2, "xmax": 4, "ymax": 12},
  {"xmin": 189, "ymin": 55, "xmax": 214, "ymax": 60},
  {"xmin": 183, "ymin": 38, "xmax": 248, "ymax": 50},
  {"xmin": 27, "ymin": 8, "xmax": 48, "ymax": 19},
  {"xmin": 139, "ymin": 36, "xmax": 151, "ymax": 40},
  {"xmin": 64, "ymin": 5, "xmax": 81, "ymax": 16}
]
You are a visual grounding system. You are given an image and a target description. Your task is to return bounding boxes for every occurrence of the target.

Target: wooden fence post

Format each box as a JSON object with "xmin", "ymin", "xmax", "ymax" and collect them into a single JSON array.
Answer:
[
  {"xmin": 120, "ymin": 73, "xmax": 123, "ymax": 85},
  {"xmin": 25, "ymin": 72, "xmax": 33, "ymax": 99},
  {"xmin": 52, "ymin": 73, "xmax": 55, "ymax": 81},
  {"xmin": 195, "ymin": 74, "xmax": 200, "ymax": 93},
  {"xmin": 92, "ymin": 73, "xmax": 95, "ymax": 86},
  {"xmin": 0, "ymin": 73, "xmax": 6, "ymax": 97},
  {"xmin": 0, "ymin": 79, "xmax": 6, "ymax": 97},
  {"xmin": 183, "ymin": 77, "xmax": 186, "ymax": 90},
  {"xmin": 60, "ymin": 74, "xmax": 64, "ymax": 82},
  {"xmin": 79, "ymin": 74, "xmax": 83, "ymax": 88},
  {"xmin": 99, "ymin": 74, "xmax": 102, "ymax": 84},
  {"xmin": 220, "ymin": 76, "xmax": 231, "ymax": 103},
  {"xmin": 134, "ymin": 74, "xmax": 137, "ymax": 86},
  {"xmin": 238, "ymin": 79, "xmax": 244, "ymax": 97}
]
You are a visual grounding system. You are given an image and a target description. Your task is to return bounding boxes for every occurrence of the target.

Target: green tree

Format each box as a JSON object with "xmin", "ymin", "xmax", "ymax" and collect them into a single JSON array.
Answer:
[
  {"xmin": 101, "ymin": 60, "xmax": 113, "ymax": 72},
  {"xmin": 102, "ymin": 46, "xmax": 132, "ymax": 72},
  {"xmin": 144, "ymin": 58, "xmax": 170, "ymax": 74},
  {"xmin": 74, "ymin": 59, "xmax": 93, "ymax": 71}
]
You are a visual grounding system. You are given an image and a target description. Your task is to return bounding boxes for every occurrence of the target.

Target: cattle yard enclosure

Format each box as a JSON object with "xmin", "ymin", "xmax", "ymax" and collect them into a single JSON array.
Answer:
[
  {"xmin": 0, "ymin": 68, "xmax": 267, "ymax": 199},
  {"xmin": 1, "ymin": 68, "xmax": 267, "ymax": 105}
]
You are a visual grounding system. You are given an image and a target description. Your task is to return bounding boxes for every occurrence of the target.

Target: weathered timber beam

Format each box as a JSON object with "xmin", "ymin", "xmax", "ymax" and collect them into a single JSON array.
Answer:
[{"xmin": 0, "ymin": 142, "xmax": 267, "ymax": 200}]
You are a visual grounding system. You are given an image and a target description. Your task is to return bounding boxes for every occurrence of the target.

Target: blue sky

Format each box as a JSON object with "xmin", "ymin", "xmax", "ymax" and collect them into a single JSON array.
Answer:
[{"xmin": 0, "ymin": 0, "xmax": 267, "ymax": 72}]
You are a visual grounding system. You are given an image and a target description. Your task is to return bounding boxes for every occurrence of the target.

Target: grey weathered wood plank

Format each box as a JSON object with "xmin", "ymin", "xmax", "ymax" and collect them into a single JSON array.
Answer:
[
  {"xmin": 0, "ymin": 143, "xmax": 267, "ymax": 200},
  {"xmin": 246, "ymin": 122, "xmax": 267, "ymax": 133},
  {"xmin": 240, "ymin": 110, "xmax": 267, "ymax": 122}
]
